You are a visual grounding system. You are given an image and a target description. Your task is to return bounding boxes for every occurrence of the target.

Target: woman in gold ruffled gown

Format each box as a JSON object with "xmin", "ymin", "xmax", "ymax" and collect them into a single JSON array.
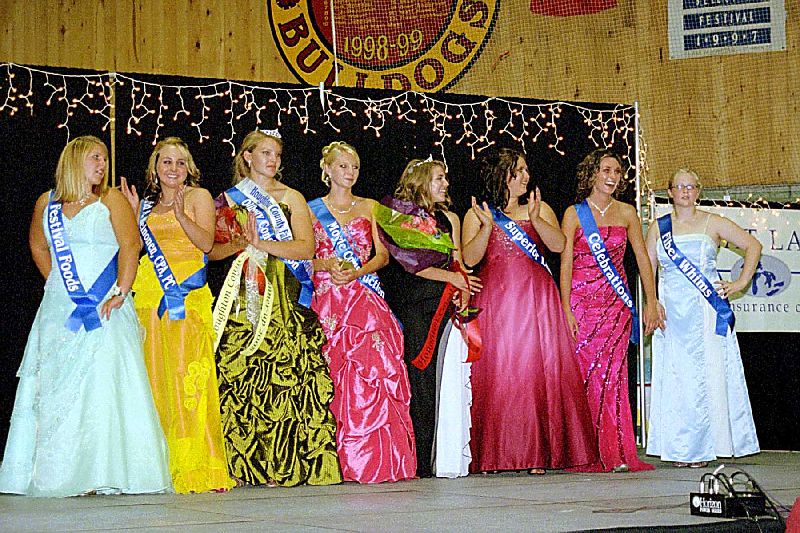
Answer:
[
  {"xmin": 122, "ymin": 137, "xmax": 234, "ymax": 493},
  {"xmin": 209, "ymin": 129, "xmax": 341, "ymax": 487}
]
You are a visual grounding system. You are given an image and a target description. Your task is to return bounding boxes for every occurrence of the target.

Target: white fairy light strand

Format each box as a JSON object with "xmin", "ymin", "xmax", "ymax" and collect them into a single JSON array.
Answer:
[
  {"xmin": 0, "ymin": 63, "xmax": 113, "ymax": 140},
  {"xmin": 0, "ymin": 62, "xmax": 636, "ymax": 164}
]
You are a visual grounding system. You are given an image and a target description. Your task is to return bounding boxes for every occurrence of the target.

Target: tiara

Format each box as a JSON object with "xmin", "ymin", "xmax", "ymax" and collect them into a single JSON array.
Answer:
[
  {"xmin": 260, "ymin": 128, "xmax": 282, "ymax": 139},
  {"xmin": 412, "ymin": 155, "xmax": 434, "ymax": 169}
]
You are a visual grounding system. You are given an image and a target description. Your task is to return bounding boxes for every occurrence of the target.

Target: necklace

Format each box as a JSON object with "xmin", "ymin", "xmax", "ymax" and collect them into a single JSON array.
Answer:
[
  {"xmin": 324, "ymin": 196, "xmax": 357, "ymax": 214},
  {"xmin": 159, "ymin": 195, "xmax": 175, "ymax": 208},
  {"xmin": 65, "ymin": 191, "xmax": 91, "ymax": 206},
  {"xmin": 588, "ymin": 198, "xmax": 613, "ymax": 217}
]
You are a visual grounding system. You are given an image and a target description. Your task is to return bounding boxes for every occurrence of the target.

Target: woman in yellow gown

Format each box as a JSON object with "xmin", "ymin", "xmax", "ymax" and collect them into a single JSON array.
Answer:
[{"xmin": 122, "ymin": 137, "xmax": 234, "ymax": 493}]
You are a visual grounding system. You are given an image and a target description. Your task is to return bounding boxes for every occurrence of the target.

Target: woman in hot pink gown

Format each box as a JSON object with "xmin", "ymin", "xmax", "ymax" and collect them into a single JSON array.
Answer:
[
  {"xmin": 560, "ymin": 149, "xmax": 660, "ymax": 473},
  {"xmin": 462, "ymin": 148, "xmax": 596, "ymax": 473},
  {"xmin": 310, "ymin": 142, "xmax": 416, "ymax": 483}
]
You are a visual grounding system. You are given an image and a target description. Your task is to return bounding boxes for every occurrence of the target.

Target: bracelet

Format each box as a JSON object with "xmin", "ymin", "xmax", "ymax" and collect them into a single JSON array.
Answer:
[{"xmin": 110, "ymin": 286, "xmax": 129, "ymax": 299}]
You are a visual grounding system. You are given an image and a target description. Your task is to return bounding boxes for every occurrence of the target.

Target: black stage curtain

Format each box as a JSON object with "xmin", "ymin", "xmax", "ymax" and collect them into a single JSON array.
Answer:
[{"xmin": 1, "ymin": 67, "xmax": 795, "ymax": 454}]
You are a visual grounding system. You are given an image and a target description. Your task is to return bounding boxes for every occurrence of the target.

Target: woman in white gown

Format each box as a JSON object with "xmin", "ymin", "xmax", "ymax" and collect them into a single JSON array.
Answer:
[
  {"xmin": 645, "ymin": 169, "xmax": 761, "ymax": 468},
  {"xmin": 0, "ymin": 136, "xmax": 171, "ymax": 497}
]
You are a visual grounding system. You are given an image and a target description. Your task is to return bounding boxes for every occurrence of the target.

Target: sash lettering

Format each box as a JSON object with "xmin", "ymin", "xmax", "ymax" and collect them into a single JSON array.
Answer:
[
  {"xmin": 226, "ymin": 179, "xmax": 313, "ymax": 307},
  {"xmin": 308, "ymin": 198, "xmax": 385, "ymax": 298},
  {"xmin": 575, "ymin": 200, "xmax": 640, "ymax": 344},
  {"xmin": 139, "ymin": 199, "xmax": 207, "ymax": 320},
  {"xmin": 657, "ymin": 214, "xmax": 734, "ymax": 336},
  {"xmin": 47, "ymin": 192, "xmax": 118, "ymax": 332},
  {"xmin": 489, "ymin": 207, "xmax": 552, "ymax": 275}
]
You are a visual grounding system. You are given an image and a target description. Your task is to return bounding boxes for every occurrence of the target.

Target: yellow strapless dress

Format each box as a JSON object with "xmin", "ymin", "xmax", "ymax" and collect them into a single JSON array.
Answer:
[{"xmin": 133, "ymin": 209, "xmax": 234, "ymax": 493}]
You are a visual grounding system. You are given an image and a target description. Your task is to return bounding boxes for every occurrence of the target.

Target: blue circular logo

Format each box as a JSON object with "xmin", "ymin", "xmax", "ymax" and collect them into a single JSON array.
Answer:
[{"xmin": 732, "ymin": 254, "xmax": 791, "ymax": 298}]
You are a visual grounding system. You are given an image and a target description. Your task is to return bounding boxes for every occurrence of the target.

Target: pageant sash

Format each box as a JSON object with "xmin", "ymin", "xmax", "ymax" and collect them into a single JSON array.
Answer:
[
  {"xmin": 211, "ymin": 248, "xmax": 274, "ymax": 356},
  {"xmin": 308, "ymin": 198, "xmax": 385, "ymax": 298},
  {"xmin": 657, "ymin": 214, "xmax": 734, "ymax": 336},
  {"xmin": 411, "ymin": 263, "xmax": 481, "ymax": 369},
  {"xmin": 156, "ymin": 256, "xmax": 207, "ymax": 319},
  {"xmin": 575, "ymin": 200, "xmax": 639, "ymax": 344},
  {"xmin": 139, "ymin": 199, "xmax": 207, "ymax": 320},
  {"xmin": 226, "ymin": 179, "xmax": 313, "ymax": 307},
  {"xmin": 489, "ymin": 207, "xmax": 552, "ymax": 275},
  {"xmin": 47, "ymin": 192, "xmax": 118, "ymax": 332}
]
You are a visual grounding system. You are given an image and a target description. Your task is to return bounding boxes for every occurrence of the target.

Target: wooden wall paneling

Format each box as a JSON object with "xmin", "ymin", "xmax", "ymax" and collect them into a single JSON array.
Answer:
[
  {"xmin": 717, "ymin": 54, "xmax": 783, "ymax": 187},
  {"xmin": 0, "ymin": 0, "xmax": 797, "ymax": 188},
  {"xmin": 787, "ymin": 9, "xmax": 800, "ymax": 188},
  {"xmin": 148, "ymin": 0, "xmax": 169, "ymax": 74},
  {"xmin": 187, "ymin": 0, "xmax": 217, "ymax": 78}
]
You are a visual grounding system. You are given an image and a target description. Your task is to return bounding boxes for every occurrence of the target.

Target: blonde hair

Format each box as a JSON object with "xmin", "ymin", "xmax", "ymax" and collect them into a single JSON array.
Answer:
[
  {"xmin": 320, "ymin": 141, "xmax": 359, "ymax": 186},
  {"xmin": 394, "ymin": 159, "xmax": 450, "ymax": 213},
  {"xmin": 669, "ymin": 168, "xmax": 702, "ymax": 189},
  {"xmin": 232, "ymin": 130, "xmax": 284, "ymax": 184},
  {"xmin": 144, "ymin": 137, "xmax": 201, "ymax": 198},
  {"xmin": 53, "ymin": 135, "xmax": 109, "ymax": 202}
]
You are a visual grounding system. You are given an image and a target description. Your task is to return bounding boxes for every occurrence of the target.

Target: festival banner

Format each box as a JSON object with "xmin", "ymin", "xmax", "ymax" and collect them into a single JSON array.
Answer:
[
  {"xmin": 668, "ymin": 0, "xmax": 786, "ymax": 60},
  {"xmin": 653, "ymin": 203, "xmax": 800, "ymax": 332}
]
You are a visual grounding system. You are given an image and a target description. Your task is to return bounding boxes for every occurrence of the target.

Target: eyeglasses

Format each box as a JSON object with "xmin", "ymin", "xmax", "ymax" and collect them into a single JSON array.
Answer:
[{"xmin": 670, "ymin": 184, "xmax": 699, "ymax": 191}]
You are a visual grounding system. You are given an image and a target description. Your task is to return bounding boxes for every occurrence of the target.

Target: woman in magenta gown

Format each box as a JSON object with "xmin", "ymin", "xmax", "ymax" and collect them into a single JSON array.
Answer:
[
  {"xmin": 462, "ymin": 148, "xmax": 597, "ymax": 473},
  {"xmin": 310, "ymin": 142, "xmax": 416, "ymax": 483},
  {"xmin": 560, "ymin": 149, "xmax": 661, "ymax": 473}
]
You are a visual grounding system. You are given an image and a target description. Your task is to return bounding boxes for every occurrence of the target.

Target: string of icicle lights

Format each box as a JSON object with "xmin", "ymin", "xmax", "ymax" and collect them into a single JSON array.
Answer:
[{"xmin": 0, "ymin": 62, "xmax": 637, "ymax": 170}]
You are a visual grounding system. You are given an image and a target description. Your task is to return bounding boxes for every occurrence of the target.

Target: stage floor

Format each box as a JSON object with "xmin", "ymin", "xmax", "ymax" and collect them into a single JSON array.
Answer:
[{"xmin": 1, "ymin": 451, "xmax": 797, "ymax": 532}]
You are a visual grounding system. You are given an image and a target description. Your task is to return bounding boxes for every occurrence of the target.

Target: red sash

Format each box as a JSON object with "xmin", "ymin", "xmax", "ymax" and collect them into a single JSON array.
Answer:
[{"xmin": 411, "ymin": 264, "xmax": 482, "ymax": 369}]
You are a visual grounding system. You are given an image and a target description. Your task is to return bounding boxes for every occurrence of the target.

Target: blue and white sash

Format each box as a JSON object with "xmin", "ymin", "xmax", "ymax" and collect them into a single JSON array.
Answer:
[
  {"xmin": 489, "ymin": 207, "xmax": 552, "ymax": 275},
  {"xmin": 226, "ymin": 179, "xmax": 313, "ymax": 307},
  {"xmin": 575, "ymin": 200, "xmax": 639, "ymax": 344},
  {"xmin": 657, "ymin": 214, "xmax": 734, "ymax": 336},
  {"xmin": 47, "ymin": 192, "xmax": 118, "ymax": 332},
  {"xmin": 308, "ymin": 198, "xmax": 385, "ymax": 298},
  {"xmin": 139, "ymin": 199, "xmax": 207, "ymax": 320}
]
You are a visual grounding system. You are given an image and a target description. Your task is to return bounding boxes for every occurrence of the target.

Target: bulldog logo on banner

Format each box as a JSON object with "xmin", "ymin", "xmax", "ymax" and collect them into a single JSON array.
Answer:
[{"xmin": 268, "ymin": 0, "xmax": 499, "ymax": 91}]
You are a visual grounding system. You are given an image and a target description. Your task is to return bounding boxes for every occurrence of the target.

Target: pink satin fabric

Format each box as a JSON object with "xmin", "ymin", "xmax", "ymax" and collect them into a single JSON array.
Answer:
[
  {"xmin": 469, "ymin": 221, "xmax": 597, "ymax": 472},
  {"xmin": 569, "ymin": 226, "xmax": 653, "ymax": 472},
  {"xmin": 312, "ymin": 217, "xmax": 417, "ymax": 483}
]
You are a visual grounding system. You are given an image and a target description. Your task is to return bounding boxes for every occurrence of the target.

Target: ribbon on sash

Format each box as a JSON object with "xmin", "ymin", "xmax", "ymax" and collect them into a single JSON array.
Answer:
[
  {"xmin": 139, "ymin": 199, "xmax": 207, "ymax": 320},
  {"xmin": 411, "ymin": 263, "xmax": 481, "ymax": 369},
  {"xmin": 211, "ymin": 247, "xmax": 274, "ymax": 356},
  {"xmin": 308, "ymin": 198, "xmax": 385, "ymax": 299},
  {"xmin": 226, "ymin": 179, "xmax": 313, "ymax": 307},
  {"xmin": 47, "ymin": 192, "xmax": 118, "ymax": 332},
  {"xmin": 575, "ymin": 200, "xmax": 640, "ymax": 344},
  {"xmin": 489, "ymin": 207, "xmax": 552, "ymax": 275},
  {"xmin": 657, "ymin": 214, "xmax": 734, "ymax": 336}
]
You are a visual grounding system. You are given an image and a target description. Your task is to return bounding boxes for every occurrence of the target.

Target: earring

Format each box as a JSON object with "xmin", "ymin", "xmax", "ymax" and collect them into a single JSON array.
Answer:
[{"xmin": 322, "ymin": 174, "xmax": 330, "ymax": 186}]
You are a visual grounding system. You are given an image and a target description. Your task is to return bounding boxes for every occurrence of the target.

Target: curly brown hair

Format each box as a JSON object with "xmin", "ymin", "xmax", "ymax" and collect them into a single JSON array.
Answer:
[{"xmin": 574, "ymin": 148, "xmax": 628, "ymax": 203}]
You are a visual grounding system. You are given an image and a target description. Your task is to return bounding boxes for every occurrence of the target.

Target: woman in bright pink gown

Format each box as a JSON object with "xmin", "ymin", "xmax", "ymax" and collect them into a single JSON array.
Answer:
[
  {"xmin": 310, "ymin": 142, "xmax": 416, "ymax": 483},
  {"xmin": 560, "ymin": 149, "xmax": 661, "ymax": 473},
  {"xmin": 462, "ymin": 148, "xmax": 597, "ymax": 473}
]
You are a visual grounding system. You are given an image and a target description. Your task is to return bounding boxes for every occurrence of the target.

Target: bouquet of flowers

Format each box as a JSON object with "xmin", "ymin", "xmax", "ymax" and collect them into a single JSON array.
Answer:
[
  {"xmin": 215, "ymin": 201, "xmax": 249, "ymax": 244},
  {"xmin": 373, "ymin": 202, "xmax": 454, "ymax": 254}
]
